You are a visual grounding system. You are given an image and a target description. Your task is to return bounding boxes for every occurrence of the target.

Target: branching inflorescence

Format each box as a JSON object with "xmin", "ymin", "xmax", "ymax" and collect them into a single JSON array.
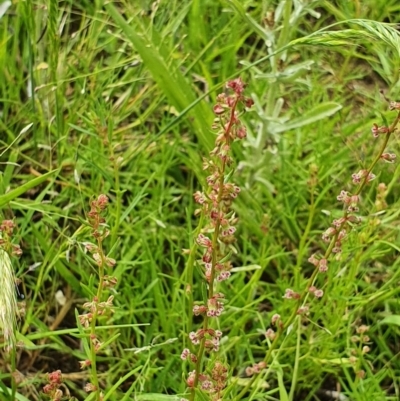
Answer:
[
  {"xmin": 78, "ymin": 195, "xmax": 117, "ymax": 400},
  {"xmin": 181, "ymin": 79, "xmax": 253, "ymax": 401},
  {"xmin": 237, "ymin": 99, "xmax": 400, "ymax": 400}
]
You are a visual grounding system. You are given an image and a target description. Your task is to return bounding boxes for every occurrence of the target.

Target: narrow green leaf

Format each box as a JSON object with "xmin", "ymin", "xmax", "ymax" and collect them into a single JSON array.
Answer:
[
  {"xmin": 0, "ymin": 1, "xmax": 11, "ymax": 20},
  {"xmin": 104, "ymin": 366, "xmax": 143, "ymax": 401},
  {"xmin": 0, "ymin": 150, "xmax": 18, "ymax": 192},
  {"xmin": 0, "ymin": 169, "xmax": 58, "ymax": 208},
  {"xmin": 98, "ymin": 333, "xmax": 120, "ymax": 352},
  {"xmin": 30, "ymin": 225, "xmax": 81, "ymax": 292},
  {"xmin": 136, "ymin": 395, "xmax": 181, "ymax": 401},
  {"xmin": 269, "ymin": 102, "xmax": 342, "ymax": 133},
  {"xmin": 0, "ymin": 388, "xmax": 31, "ymax": 401},
  {"xmin": 105, "ymin": 3, "xmax": 213, "ymax": 150},
  {"xmin": 226, "ymin": 0, "xmax": 271, "ymax": 44},
  {"xmin": 379, "ymin": 315, "xmax": 400, "ymax": 326},
  {"xmin": 277, "ymin": 369, "xmax": 289, "ymax": 401}
]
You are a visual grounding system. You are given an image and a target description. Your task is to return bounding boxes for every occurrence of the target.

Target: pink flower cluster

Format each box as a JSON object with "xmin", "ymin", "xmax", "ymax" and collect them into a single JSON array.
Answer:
[
  {"xmin": 186, "ymin": 361, "xmax": 228, "ymax": 396},
  {"xmin": 308, "ymin": 254, "xmax": 328, "ymax": 272},
  {"xmin": 245, "ymin": 361, "xmax": 267, "ymax": 376},
  {"xmin": 87, "ymin": 194, "xmax": 109, "ymax": 238},
  {"xmin": 188, "ymin": 328, "xmax": 223, "ymax": 351},
  {"xmin": 42, "ymin": 370, "xmax": 63, "ymax": 401},
  {"xmin": 351, "ymin": 169, "xmax": 376, "ymax": 184}
]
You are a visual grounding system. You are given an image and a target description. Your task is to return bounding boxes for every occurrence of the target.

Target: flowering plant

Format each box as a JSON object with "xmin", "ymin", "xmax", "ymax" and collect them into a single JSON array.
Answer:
[
  {"xmin": 236, "ymin": 99, "xmax": 400, "ymax": 400},
  {"xmin": 181, "ymin": 78, "xmax": 253, "ymax": 401}
]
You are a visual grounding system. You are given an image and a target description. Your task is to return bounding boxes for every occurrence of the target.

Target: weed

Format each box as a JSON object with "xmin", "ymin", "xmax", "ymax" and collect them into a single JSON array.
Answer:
[
  {"xmin": 181, "ymin": 79, "xmax": 253, "ymax": 401},
  {"xmin": 1, "ymin": 1, "xmax": 400, "ymax": 401}
]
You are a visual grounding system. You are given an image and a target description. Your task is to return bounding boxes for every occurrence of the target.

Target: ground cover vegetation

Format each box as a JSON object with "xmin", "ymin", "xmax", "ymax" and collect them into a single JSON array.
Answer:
[{"xmin": 1, "ymin": 0, "xmax": 400, "ymax": 400}]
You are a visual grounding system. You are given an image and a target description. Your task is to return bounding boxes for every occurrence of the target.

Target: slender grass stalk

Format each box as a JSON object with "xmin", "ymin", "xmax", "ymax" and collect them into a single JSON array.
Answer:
[{"xmin": 109, "ymin": 139, "xmax": 123, "ymax": 248}]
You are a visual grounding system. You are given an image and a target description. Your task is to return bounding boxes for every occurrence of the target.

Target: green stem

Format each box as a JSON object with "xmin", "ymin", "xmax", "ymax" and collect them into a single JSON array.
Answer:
[
  {"xmin": 111, "ymin": 158, "xmax": 122, "ymax": 247},
  {"xmin": 186, "ymin": 213, "xmax": 205, "ymax": 344},
  {"xmin": 294, "ymin": 181, "xmax": 316, "ymax": 287},
  {"xmin": 288, "ymin": 317, "xmax": 301, "ymax": 401},
  {"xmin": 10, "ymin": 344, "xmax": 17, "ymax": 400},
  {"xmin": 89, "ymin": 239, "xmax": 106, "ymax": 401}
]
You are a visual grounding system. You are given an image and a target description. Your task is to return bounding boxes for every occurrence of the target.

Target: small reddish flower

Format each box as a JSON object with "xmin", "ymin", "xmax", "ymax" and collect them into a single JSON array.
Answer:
[
  {"xmin": 79, "ymin": 359, "xmax": 91, "ymax": 369},
  {"xmin": 84, "ymin": 383, "xmax": 97, "ymax": 393},
  {"xmin": 244, "ymin": 97, "xmax": 254, "ymax": 108},
  {"xmin": 236, "ymin": 126, "xmax": 247, "ymax": 139},
  {"xmin": 283, "ymin": 288, "xmax": 300, "ymax": 299},
  {"xmin": 207, "ymin": 296, "xmax": 224, "ymax": 317},
  {"xmin": 193, "ymin": 304, "xmax": 207, "ymax": 316},
  {"xmin": 297, "ymin": 305, "xmax": 309, "ymax": 315},
  {"xmin": 245, "ymin": 366, "xmax": 254, "ymax": 376},
  {"xmin": 213, "ymin": 104, "xmax": 225, "ymax": 115},
  {"xmin": 356, "ymin": 325, "xmax": 369, "ymax": 334},
  {"xmin": 196, "ymin": 234, "xmax": 212, "ymax": 248},
  {"xmin": 381, "ymin": 152, "xmax": 396, "ymax": 163},
  {"xmin": 389, "ymin": 101, "xmax": 400, "ymax": 110},
  {"xmin": 226, "ymin": 77, "xmax": 246, "ymax": 95},
  {"xmin": 322, "ymin": 227, "xmax": 336, "ymax": 242},
  {"xmin": 308, "ymin": 254, "xmax": 319, "ymax": 266},
  {"xmin": 337, "ymin": 190, "xmax": 350, "ymax": 202},
  {"xmin": 271, "ymin": 313, "xmax": 281, "ymax": 325},
  {"xmin": 181, "ymin": 348, "xmax": 191, "ymax": 360},
  {"xmin": 186, "ymin": 371, "xmax": 196, "ymax": 387},
  {"xmin": 265, "ymin": 328, "xmax": 276, "ymax": 340},
  {"xmin": 96, "ymin": 194, "xmax": 109, "ymax": 209},
  {"xmin": 371, "ymin": 123, "xmax": 389, "ymax": 137},
  {"xmin": 319, "ymin": 258, "xmax": 328, "ymax": 272}
]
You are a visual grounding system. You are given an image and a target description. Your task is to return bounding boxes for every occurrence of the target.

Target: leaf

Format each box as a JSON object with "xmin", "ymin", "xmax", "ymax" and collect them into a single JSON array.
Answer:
[
  {"xmin": 277, "ymin": 369, "xmax": 289, "ymax": 401},
  {"xmin": 0, "ymin": 169, "xmax": 59, "ymax": 208},
  {"xmin": 19, "ymin": 122, "xmax": 33, "ymax": 135},
  {"xmin": 15, "ymin": 332, "xmax": 36, "ymax": 348},
  {"xmin": 0, "ymin": 1, "xmax": 11, "ymax": 20},
  {"xmin": 105, "ymin": 3, "xmax": 213, "ymax": 150},
  {"xmin": 135, "ymin": 395, "xmax": 181, "ymax": 401},
  {"xmin": 269, "ymin": 102, "xmax": 342, "ymax": 134},
  {"xmin": 0, "ymin": 389, "xmax": 31, "ymax": 401},
  {"xmin": 379, "ymin": 315, "xmax": 400, "ymax": 326},
  {"xmin": 231, "ymin": 264, "xmax": 262, "ymax": 272},
  {"xmin": 104, "ymin": 367, "xmax": 143, "ymax": 401},
  {"xmin": 227, "ymin": 0, "xmax": 271, "ymax": 44}
]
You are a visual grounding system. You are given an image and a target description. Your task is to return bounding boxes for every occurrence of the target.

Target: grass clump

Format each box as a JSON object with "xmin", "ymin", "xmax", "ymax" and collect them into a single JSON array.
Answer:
[{"xmin": 1, "ymin": 1, "xmax": 400, "ymax": 401}]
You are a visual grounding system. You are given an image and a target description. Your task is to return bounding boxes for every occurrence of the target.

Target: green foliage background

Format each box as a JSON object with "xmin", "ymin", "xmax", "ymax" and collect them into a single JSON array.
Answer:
[{"xmin": 1, "ymin": 0, "xmax": 400, "ymax": 400}]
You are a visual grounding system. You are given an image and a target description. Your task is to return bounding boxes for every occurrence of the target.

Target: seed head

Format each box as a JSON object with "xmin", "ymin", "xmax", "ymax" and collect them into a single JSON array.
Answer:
[{"xmin": 0, "ymin": 248, "xmax": 17, "ymax": 347}]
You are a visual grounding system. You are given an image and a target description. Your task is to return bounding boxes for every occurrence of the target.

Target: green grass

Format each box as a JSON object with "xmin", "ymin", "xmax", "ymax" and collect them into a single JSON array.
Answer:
[{"xmin": 1, "ymin": 0, "xmax": 400, "ymax": 400}]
